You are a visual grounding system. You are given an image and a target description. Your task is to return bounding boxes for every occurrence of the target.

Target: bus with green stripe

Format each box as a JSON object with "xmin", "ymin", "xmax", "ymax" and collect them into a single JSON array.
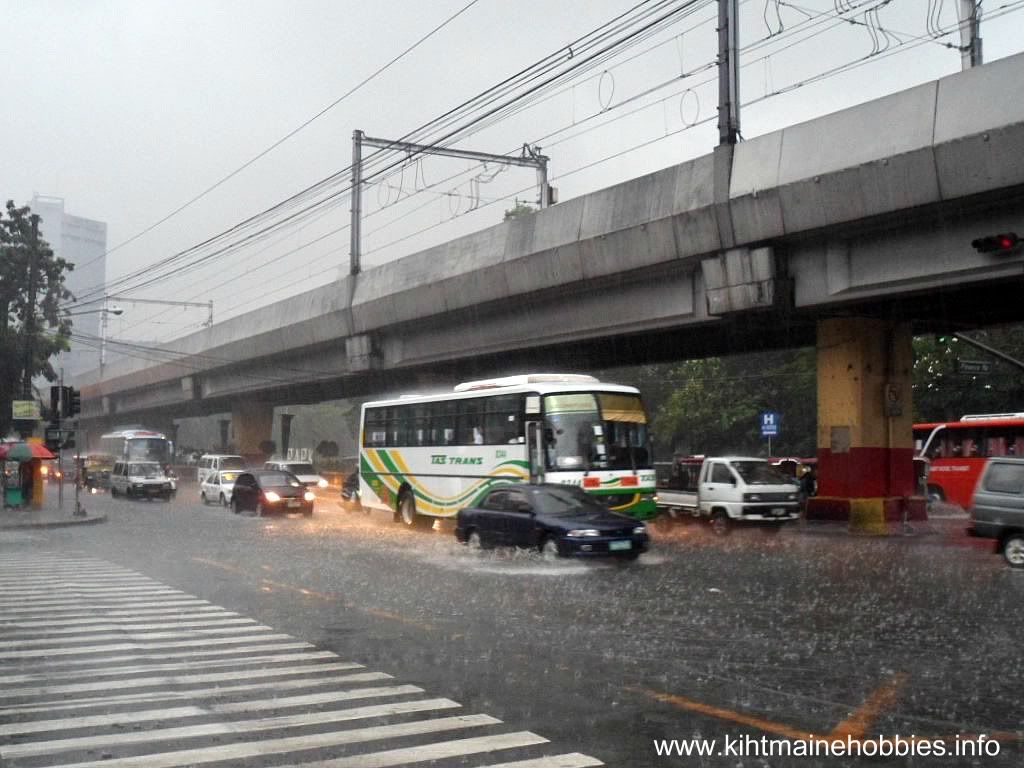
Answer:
[{"xmin": 359, "ymin": 374, "xmax": 657, "ymax": 527}]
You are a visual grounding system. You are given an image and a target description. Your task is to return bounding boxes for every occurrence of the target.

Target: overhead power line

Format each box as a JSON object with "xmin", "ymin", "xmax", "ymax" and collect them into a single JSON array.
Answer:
[
  {"xmin": 72, "ymin": 0, "xmax": 703, "ymax": 305},
  {"xmin": 70, "ymin": 0, "xmax": 484, "ymax": 277}
]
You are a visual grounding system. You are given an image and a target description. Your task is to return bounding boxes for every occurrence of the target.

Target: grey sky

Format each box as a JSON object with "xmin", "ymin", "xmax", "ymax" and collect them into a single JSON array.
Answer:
[{"xmin": 5, "ymin": 1, "xmax": 1022, "ymax": 344}]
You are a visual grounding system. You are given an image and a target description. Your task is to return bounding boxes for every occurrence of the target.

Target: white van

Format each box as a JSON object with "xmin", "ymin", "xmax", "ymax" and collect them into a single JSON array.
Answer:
[
  {"xmin": 196, "ymin": 454, "xmax": 246, "ymax": 485},
  {"xmin": 110, "ymin": 461, "xmax": 176, "ymax": 501}
]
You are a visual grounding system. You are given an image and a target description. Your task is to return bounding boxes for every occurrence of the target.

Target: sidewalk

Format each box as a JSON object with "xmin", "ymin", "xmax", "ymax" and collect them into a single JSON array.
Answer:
[{"xmin": 0, "ymin": 487, "xmax": 107, "ymax": 530}]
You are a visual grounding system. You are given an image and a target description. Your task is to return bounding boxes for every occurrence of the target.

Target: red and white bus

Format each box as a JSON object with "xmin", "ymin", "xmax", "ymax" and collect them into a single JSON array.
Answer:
[{"xmin": 913, "ymin": 413, "xmax": 1024, "ymax": 508}]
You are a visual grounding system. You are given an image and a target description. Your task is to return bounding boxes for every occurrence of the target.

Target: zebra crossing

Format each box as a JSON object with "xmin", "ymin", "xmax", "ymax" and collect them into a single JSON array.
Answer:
[{"xmin": 0, "ymin": 553, "xmax": 603, "ymax": 768}]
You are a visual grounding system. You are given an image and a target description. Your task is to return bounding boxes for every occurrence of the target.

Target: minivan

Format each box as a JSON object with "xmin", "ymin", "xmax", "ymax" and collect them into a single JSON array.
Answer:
[
  {"xmin": 196, "ymin": 454, "xmax": 246, "ymax": 485},
  {"xmin": 969, "ymin": 457, "xmax": 1024, "ymax": 568},
  {"xmin": 110, "ymin": 461, "xmax": 175, "ymax": 501}
]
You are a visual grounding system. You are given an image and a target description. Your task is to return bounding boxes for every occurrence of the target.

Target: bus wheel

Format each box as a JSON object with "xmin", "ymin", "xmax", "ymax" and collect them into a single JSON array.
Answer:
[
  {"xmin": 710, "ymin": 510, "xmax": 730, "ymax": 537},
  {"xmin": 927, "ymin": 485, "xmax": 946, "ymax": 503},
  {"xmin": 1003, "ymin": 534, "xmax": 1024, "ymax": 568},
  {"xmin": 398, "ymin": 493, "xmax": 422, "ymax": 527}
]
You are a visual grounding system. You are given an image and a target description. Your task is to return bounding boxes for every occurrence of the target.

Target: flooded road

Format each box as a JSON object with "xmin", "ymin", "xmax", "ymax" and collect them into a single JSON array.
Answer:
[{"xmin": 2, "ymin": 488, "xmax": 1021, "ymax": 767}]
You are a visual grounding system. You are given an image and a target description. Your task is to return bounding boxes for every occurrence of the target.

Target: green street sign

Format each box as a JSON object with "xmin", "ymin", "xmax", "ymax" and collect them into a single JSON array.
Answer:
[{"xmin": 12, "ymin": 400, "xmax": 41, "ymax": 420}]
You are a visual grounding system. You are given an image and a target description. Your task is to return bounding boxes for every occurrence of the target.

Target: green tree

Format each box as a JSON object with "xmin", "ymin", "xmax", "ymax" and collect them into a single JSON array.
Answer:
[
  {"xmin": 503, "ymin": 201, "xmax": 536, "ymax": 221},
  {"xmin": 601, "ymin": 349, "xmax": 817, "ymax": 460},
  {"xmin": 0, "ymin": 201, "xmax": 73, "ymax": 437},
  {"xmin": 913, "ymin": 328, "xmax": 1024, "ymax": 421}
]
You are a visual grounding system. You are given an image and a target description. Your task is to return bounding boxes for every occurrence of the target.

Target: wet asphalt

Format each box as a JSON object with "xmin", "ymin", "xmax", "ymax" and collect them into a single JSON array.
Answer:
[{"xmin": 1, "ymin": 484, "xmax": 1022, "ymax": 767}]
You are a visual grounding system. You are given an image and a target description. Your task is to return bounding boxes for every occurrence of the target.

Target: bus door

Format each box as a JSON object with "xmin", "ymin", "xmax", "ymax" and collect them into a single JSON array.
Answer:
[{"xmin": 526, "ymin": 421, "xmax": 545, "ymax": 484}]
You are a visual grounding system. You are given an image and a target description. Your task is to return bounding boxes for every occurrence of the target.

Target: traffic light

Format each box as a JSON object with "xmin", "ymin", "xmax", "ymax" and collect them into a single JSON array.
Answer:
[
  {"xmin": 971, "ymin": 232, "xmax": 1020, "ymax": 254},
  {"xmin": 69, "ymin": 388, "xmax": 79, "ymax": 417},
  {"xmin": 50, "ymin": 386, "xmax": 61, "ymax": 421},
  {"xmin": 67, "ymin": 387, "xmax": 81, "ymax": 417},
  {"xmin": 44, "ymin": 426, "xmax": 63, "ymax": 453}
]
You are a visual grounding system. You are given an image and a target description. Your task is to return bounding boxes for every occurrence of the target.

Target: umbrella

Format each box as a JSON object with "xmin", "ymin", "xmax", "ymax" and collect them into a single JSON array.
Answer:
[{"xmin": 0, "ymin": 442, "xmax": 56, "ymax": 461}]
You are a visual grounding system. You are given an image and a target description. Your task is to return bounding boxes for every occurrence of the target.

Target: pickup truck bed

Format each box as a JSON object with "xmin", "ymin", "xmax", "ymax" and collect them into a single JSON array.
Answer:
[{"xmin": 656, "ymin": 489, "xmax": 699, "ymax": 517}]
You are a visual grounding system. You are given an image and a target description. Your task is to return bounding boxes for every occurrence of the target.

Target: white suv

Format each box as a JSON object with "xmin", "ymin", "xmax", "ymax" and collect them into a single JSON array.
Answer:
[{"xmin": 263, "ymin": 460, "xmax": 329, "ymax": 490}]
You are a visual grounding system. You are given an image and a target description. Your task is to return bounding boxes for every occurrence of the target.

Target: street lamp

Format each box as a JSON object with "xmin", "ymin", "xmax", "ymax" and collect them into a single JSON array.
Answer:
[
  {"xmin": 61, "ymin": 303, "xmax": 124, "ymax": 378},
  {"xmin": 61, "ymin": 294, "xmax": 213, "ymax": 379},
  {"xmin": 99, "ymin": 302, "xmax": 123, "ymax": 378}
]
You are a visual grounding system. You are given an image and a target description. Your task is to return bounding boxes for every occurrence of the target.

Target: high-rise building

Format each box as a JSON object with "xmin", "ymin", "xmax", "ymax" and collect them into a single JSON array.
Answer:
[{"xmin": 30, "ymin": 195, "xmax": 107, "ymax": 380}]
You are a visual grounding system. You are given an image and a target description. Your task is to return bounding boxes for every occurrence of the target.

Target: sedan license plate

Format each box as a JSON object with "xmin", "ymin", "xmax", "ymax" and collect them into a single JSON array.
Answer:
[
  {"xmin": 609, "ymin": 540, "xmax": 632, "ymax": 551},
  {"xmin": 287, "ymin": 500, "xmax": 300, "ymax": 508},
  {"xmin": 771, "ymin": 507, "xmax": 787, "ymax": 516}
]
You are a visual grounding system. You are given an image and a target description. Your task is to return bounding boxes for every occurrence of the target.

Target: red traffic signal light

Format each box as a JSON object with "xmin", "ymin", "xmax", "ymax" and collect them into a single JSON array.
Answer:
[{"xmin": 972, "ymin": 232, "xmax": 1020, "ymax": 253}]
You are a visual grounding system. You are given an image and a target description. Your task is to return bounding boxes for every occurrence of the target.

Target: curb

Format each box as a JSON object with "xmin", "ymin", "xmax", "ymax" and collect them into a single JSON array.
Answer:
[
  {"xmin": 0, "ymin": 513, "xmax": 108, "ymax": 531},
  {"xmin": 794, "ymin": 519, "xmax": 968, "ymax": 539}
]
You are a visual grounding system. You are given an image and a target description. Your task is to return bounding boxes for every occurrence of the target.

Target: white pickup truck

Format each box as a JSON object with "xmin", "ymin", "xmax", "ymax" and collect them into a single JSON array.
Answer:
[{"xmin": 656, "ymin": 456, "xmax": 802, "ymax": 534}]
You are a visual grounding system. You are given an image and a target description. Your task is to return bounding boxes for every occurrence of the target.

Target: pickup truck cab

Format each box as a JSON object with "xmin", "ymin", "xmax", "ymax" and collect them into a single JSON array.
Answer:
[{"xmin": 657, "ymin": 456, "xmax": 801, "ymax": 534}]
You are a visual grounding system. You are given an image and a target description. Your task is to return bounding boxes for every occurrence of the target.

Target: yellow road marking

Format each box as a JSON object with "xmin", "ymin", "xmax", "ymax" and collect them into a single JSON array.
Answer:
[
  {"xmin": 829, "ymin": 672, "xmax": 907, "ymax": 740},
  {"xmin": 191, "ymin": 556, "xmax": 438, "ymax": 632},
  {"xmin": 631, "ymin": 687, "xmax": 813, "ymax": 741},
  {"xmin": 632, "ymin": 676, "xmax": 1021, "ymax": 747}
]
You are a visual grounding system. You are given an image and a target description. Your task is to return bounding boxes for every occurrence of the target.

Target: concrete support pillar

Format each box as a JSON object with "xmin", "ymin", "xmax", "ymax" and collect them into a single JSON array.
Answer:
[
  {"xmin": 231, "ymin": 402, "xmax": 274, "ymax": 463},
  {"xmin": 218, "ymin": 420, "xmax": 231, "ymax": 453},
  {"xmin": 807, "ymin": 318, "xmax": 927, "ymax": 532},
  {"xmin": 280, "ymin": 413, "xmax": 294, "ymax": 458}
]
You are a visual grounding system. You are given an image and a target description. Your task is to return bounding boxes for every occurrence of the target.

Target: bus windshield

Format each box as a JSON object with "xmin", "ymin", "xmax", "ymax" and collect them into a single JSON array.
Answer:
[
  {"xmin": 543, "ymin": 392, "xmax": 651, "ymax": 472},
  {"xmin": 125, "ymin": 439, "xmax": 170, "ymax": 463}
]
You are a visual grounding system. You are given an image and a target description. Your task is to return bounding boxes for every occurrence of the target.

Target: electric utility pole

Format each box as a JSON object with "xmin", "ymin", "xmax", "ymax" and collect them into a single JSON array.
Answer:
[
  {"xmin": 717, "ymin": 0, "xmax": 740, "ymax": 145},
  {"xmin": 958, "ymin": 0, "xmax": 983, "ymax": 70},
  {"xmin": 349, "ymin": 132, "xmax": 551, "ymax": 277}
]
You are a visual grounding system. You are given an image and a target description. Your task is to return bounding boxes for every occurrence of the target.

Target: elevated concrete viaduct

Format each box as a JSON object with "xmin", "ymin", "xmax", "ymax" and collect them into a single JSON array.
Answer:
[{"xmin": 79, "ymin": 52, "xmax": 1024, "ymax": 528}]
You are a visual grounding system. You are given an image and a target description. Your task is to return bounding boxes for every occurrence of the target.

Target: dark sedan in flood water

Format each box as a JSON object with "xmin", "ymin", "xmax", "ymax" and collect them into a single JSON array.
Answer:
[
  {"xmin": 230, "ymin": 470, "xmax": 315, "ymax": 517},
  {"xmin": 455, "ymin": 483, "xmax": 649, "ymax": 560}
]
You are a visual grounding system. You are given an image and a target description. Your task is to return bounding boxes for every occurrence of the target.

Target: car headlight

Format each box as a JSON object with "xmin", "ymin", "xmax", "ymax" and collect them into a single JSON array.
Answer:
[
  {"xmin": 743, "ymin": 493, "xmax": 762, "ymax": 502},
  {"xmin": 317, "ymin": 478, "xmax": 329, "ymax": 488},
  {"xmin": 788, "ymin": 493, "xmax": 798, "ymax": 500},
  {"xmin": 633, "ymin": 525, "xmax": 646, "ymax": 535},
  {"xmin": 567, "ymin": 529, "xmax": 600, "ymax": 537},
  {"xmin": 304, "ymin": 491, "xmax": 315, "ymax": 502},
  {"xmin": 264, "ymin": 491, "xmax": 281, "ymax": 503}
]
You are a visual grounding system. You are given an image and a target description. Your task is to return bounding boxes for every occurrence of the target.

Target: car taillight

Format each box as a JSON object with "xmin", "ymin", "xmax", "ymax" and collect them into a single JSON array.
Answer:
[
  {"xmin": 264, "ymin": 491, "xmax": 281, "ymax": 503},
  {"xmin": 304, "ymin": 491, "xmax": 315, "ymax": 502}
]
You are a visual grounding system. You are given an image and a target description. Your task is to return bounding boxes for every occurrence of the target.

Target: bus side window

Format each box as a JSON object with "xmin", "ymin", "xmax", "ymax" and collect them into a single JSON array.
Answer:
[
  {"xmin": 430, "ymin": 401, "xmax": 457, "ymax": 446},
  {"xmin": 456, "ymin": 398, "xmax": 485, "ymax": 446},
  {"xmin": 411, "ymin": 405, "xmax": 429, "ymax": 447},
  {"xmin": 485, "ymin": 395, "xmax": 524, "ymax": 445},
  {"xmin": 363, "ymin": 409, "xmax": 387, "ymax": 448}
]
